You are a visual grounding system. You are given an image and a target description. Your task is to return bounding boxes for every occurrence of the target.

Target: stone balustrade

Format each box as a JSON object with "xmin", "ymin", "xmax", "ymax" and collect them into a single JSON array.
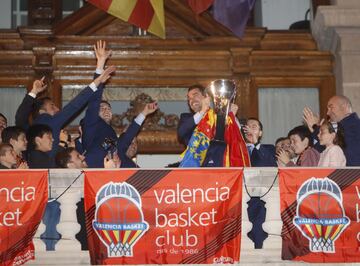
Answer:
[{"xmin": 26, "ymin": 168, "xmax": 351, "ymax": 265}]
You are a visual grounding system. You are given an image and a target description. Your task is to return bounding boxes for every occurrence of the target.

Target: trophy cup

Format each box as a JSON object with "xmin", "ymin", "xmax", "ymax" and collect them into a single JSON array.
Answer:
[
  {"xmin": 202, "ymin": 79, "xmax": 237, "ymax": 167},
  {"xmin": 208, "ymin": 79, "xmax": 237, "ymax": 138},
  {"xmin": 208, "ymin": 79, "xmax": 237, "ymax": 116}
]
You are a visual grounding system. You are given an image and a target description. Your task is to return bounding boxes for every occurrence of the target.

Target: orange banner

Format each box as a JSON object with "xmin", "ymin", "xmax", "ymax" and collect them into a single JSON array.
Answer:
[
  {"xmin": 84, "ymin": 169, "xmax": 243, "ymax": 264},
  {"xmin": 0, "ymin": 170, "xmax": 48, "ymax": 266},
  {"xmin": 279, "ymin": 168, "xmax": 360, "ymax": 262}
]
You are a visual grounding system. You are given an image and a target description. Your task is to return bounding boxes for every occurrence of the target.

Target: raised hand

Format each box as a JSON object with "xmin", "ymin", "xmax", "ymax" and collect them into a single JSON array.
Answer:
[
  {"xmin": 94, "ymin": 40, "xmax": 112, "ymax": 69},
  {"xmin": 303, "ymin": 107, "xmax": 319, "ymax": 132},
  {"xmin": 276, "ymin": 148, "xmax": 290, "ymax": 165},
  {"xmin": 94, "ymin": 65, "xmax": 116, "ymax": 86},
  {"xmin": 31, "ymin": 76, "xmax": 47, "ymax": 95},
  {"xmin": 59, "ymin": 129, "xmax": 68, "ymax": 142},
  {"xmin": 243, "ymin": 125, "xmax": 258, "ymax": 144},
  {"xmin": 103, "ymin": 154, "xmax": 121, "ymax": 169},
  {"xmin": 230, "ymin": 103, "xmax": 238, "ymax": 115},
  {"xmin": 200, "ymin": 94, "xmax": 211, "ymax": 113},
  {"xmin": 142, "ymin": 102, "xmax": 158, "ymax": 116},
  {"xmin": 112, "ymin": 153, "xmax": 121, "ymax": 168}
]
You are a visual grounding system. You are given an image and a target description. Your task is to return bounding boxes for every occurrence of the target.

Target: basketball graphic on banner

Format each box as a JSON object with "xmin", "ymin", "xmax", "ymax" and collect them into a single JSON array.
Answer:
[
  {"xmin": 92, "ymin": 182, "xmax": 149, "ymax": 257},
  {"xmin": 293, "ymin": 177, "xmax": 350, "ymax": 253}
]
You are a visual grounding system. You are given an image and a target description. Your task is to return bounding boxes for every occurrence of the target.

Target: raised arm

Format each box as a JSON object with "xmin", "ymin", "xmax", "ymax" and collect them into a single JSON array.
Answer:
[
  {"xmin": 86, "ymin": 40, "xmax": 113, "ymax": 126},
  {"xmin": 94, "ymin": 40, "xmax": 112, "ymax": 72},
  {"xmin": 15, "ymin": 77, "xmax": 47, "ymax": 129},
  {"xmin": 52, "ymin": 66, "xmax": 116, "ymax": 128},
  {"xmin": 118, "ymin": 102, "xmax": 158, "ymax": 153},
  {"xmin": 83, "ymin": 41, "xmax": 113, "ymax": 147}
]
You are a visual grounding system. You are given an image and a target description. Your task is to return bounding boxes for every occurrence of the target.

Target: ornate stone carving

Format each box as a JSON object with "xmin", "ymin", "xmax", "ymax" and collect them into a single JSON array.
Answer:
[{"xmin": 110, "ymin": 93, "xmax": 179, "ymax": 131}]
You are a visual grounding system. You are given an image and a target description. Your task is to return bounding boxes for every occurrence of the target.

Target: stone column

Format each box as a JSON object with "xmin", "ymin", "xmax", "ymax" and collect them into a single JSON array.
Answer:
[
  {"xmin": 49, "ymin": 169, "xmax": 83, "ymax": 251},
  {"xmin": 312, "ymin": 1, "xmax": 360, "ymax": 113}
]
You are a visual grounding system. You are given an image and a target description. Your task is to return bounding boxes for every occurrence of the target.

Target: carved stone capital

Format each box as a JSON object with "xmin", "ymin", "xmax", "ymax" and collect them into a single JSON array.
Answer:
[{"xmin": 33, "ymin": 46, "xmax": 56, "ymax": 74}]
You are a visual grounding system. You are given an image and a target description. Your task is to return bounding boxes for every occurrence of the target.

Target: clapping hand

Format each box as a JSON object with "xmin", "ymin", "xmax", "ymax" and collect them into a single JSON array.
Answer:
[
  {"xmin": 276, "ymin": 148, "xmax": 290, "ymax": 165},
  {"xmin": 303, "ymin": 107, "xmax": 320, "ymax": 132},
  {"xmin": 18, "ymin": 161, "xmax": 29, "ymax": 169}
]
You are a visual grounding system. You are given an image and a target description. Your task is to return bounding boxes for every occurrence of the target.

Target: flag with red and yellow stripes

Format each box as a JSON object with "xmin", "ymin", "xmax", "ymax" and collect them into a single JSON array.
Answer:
[{"xmin": 88, "ymin": 0, "xmax": 165, "ymax": 39}]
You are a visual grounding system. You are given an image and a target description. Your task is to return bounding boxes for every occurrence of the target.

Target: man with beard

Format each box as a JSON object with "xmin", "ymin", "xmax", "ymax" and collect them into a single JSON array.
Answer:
[
  {"xmin": 177, "ymin": 84, "xmax": 211, "ymax": 145},
  {"xmin": 303, "ymin": 95, "xmax": 360, "ymax": 166}
]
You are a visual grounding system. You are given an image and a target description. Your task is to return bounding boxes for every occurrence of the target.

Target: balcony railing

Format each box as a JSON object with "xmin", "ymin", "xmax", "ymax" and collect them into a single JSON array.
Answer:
[{"xmin": 24, "ymin": 168, "xmax": 351, "ymax": 265}]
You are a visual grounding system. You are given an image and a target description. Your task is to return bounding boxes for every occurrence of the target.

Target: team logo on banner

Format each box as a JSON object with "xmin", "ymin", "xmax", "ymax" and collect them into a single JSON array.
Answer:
[
  {"xmin": 293, "ymin": 177, "xmax": 350, "ymax": 253},
  {"xmin": 85, "ymin": 169, "xmax": 243, "ymax": 264},
  {"xmin": 92, "ymin": 182, "xmax": 149, "ymax": 257}
]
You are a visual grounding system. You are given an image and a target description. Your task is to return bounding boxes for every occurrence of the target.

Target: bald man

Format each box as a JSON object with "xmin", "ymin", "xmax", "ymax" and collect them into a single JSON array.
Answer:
[{"xmin": 304, "ymin": 95, "xmax": 360, "ymax": 166}]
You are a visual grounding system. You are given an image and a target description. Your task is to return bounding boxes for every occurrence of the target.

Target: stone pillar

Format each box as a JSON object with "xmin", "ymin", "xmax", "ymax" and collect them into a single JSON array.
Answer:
[
  {"xmin": 312, "ymin": 1, "xmax": 360, "ymax": 114},
  {"xmin": 28, "ymin": 0, "xmax": 62, "ymax": 26},
  {"xmin": 49, "ymin": 169, "xmax": 83, "ymax": 252}
]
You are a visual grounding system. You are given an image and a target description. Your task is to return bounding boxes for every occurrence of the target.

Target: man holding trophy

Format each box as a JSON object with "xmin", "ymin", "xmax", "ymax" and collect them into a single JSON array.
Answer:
[{"xmin": 178, "ymin": 80, "xmax": 250, "ymax": 167}]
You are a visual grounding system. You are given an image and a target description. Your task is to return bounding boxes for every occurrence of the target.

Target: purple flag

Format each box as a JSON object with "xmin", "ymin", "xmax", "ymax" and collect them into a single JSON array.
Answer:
[{"xmin": 213, "ymin": 0, "xmax": 255, "ymax": 38}]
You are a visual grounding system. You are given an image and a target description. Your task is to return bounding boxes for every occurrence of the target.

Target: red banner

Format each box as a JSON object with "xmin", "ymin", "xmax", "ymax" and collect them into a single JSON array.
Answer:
[
  {"xmin": 0, "ymin": 170, "xmax": 48, "ymax": 266},
  {"xmin": 279, "ymin": 168, "xmax": 360, "ymax": 262},
  {"xmin": 84, "ymin": 169, "xmax": 243, "ymax": 264}
]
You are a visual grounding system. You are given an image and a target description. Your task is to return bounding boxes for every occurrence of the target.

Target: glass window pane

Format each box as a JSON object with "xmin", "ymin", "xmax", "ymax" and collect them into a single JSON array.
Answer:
[
  {"xmin": 20, "ymin": 14, "xmax": 27, "ymax": 26},
  {"xmin": 20, "ymin": 0, "xmax": 27, "ymax": 11},
  {"xmin": 12, "ymin": 0, "xmax": 17, "ymax": 10},
  {"xmin": 63, "ymin": 0, "xmax": 80, "ymax": 11},
  {"xmin": 258, "ymin": 88, "xmax": 319, "ymax": 144},
  {"xmin": 11, "ymin": 14, "xmax": 16, "ymax": 28},
  {"xmin": 0, "ymin": 87, "xmax": 27, "ymax": 126}
]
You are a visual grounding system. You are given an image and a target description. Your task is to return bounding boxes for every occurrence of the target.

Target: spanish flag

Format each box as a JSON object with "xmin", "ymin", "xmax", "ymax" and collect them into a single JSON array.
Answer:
[
  {"xmin": 88, "ymin": 0, "xmax": 165, "ymax": 39},
  {"xmin": 180, "ymin": 110, "xmax": 250, "ymax": 167}
]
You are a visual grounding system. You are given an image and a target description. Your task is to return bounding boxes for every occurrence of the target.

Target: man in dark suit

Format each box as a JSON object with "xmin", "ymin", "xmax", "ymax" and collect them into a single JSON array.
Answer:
[
  {"xmin": 303, "ymin": 95, "xmax": 360, "ymax": 166},
  {"xmin": 178, "ymin": 84, "xmax": 244, "ymax": 167},
  {"xmin": 82, "ymin": 41, "xmax": 157, "ymax": 168},
  {"xmin": 117, "ymin": 124, "xmax": 140, "ymax": 168},
  {"xmin": 244, "ymin": 118, "xmax": 277, "ymax": 167},
  {"xmin": 83, "ymin": 97, "xmax": 157, "ymax": 168},
  {"xmin": 177, "ymin": 84, "xmax": 211, "ymax": 145},
  {"xmin": 15, "ymin": 66, "xmax": 115, "ymax": 159}
]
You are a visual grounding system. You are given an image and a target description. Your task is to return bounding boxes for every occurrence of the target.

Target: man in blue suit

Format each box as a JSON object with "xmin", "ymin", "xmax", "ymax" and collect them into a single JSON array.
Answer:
[
  {"xmin": 116, "ymin": 103, "xmax": 157, "ymax": 168},
  {"xmin": 83, "ymin": 97, "xmax": 157, "ymax": 168},
  {"xmin": 178, "ymin": 84, "xmax": 243, "ymax": 167},
  {"xmin": 15, "ymin": 65, "xmax": 115, "ymax": 159},
  {"xmin": 303, "ymin": 95, "xmax": 360, "ymax": 166},
  {"xmin": 82, "ymin": 40, "xmax": 158, "ymax": 168},
  {"xmin": 244, "ymin": 118, "xmax": 277, "ymax": 167},
  {"xmin": 177, "ymin": 84, "xmax": 211, "ymax": 145}
]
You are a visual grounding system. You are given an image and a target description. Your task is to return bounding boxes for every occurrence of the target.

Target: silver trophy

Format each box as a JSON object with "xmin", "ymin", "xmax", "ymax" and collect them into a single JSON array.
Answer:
[
  {"xmin": 208, "ymin": 79, "xmax": 237, "ymax": 117},
  {"xmin": 202, "ymin": 79, "xmax": 237, "ymax": 167}
]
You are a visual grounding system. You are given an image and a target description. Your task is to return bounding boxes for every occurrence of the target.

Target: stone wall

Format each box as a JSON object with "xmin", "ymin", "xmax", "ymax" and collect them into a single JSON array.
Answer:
[{"xmin": 312, "ymin": 0, "xmax": 360, "ymax": 113}]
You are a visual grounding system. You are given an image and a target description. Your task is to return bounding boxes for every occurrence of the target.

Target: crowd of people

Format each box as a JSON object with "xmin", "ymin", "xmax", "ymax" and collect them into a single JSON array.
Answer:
[
  {"xmin": 178, "ymin": 85, "xmax": 360, "ymax": 168},
  {"xmin": 0, "ymin": 40, "xmax": 360, "ymax": 170},
  {"xmin": 0, "ymin": 40, "xmax": 158, "ymax": 171},
  {"xmin": 2, "ymin": 40, "xmax": 358, "ymax": 251}
]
